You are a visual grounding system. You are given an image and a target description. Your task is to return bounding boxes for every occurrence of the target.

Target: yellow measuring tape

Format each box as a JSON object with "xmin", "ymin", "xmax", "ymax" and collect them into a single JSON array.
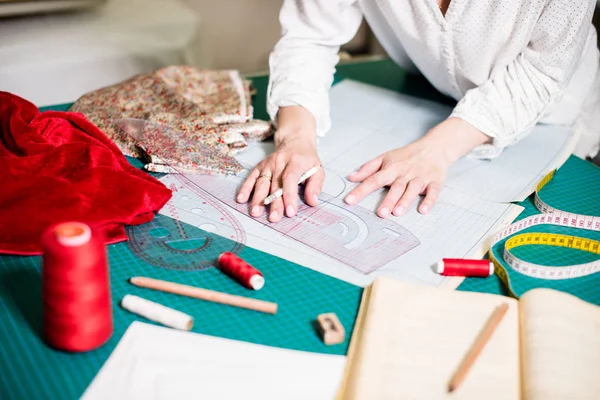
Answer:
[{"xmin": 489, "ymin": 170, "xmax": 600, "ymax": 298}]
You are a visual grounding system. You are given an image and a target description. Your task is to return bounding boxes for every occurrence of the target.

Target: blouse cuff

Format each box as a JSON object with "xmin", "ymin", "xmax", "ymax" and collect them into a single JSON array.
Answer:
[
  {"xmin": 267, "ymin": 81, "xmax": 331, "ymax": 137},
  {"xmin": 450, "ymin": 109, "xmax": 522, "ymax": 160}
]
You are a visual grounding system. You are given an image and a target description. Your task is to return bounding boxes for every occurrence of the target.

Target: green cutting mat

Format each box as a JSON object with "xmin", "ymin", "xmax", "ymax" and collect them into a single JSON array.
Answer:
[
  {"xmin": 0, "ymin": 217, "xmax": 362, "ymax": 399},
  {"xmin": 459, "ymin": 156, "xmax": 600, "ymax": 303},
  {"xmin": 1, "ymin": 59, "xmax": 599, "ymax": 399}
]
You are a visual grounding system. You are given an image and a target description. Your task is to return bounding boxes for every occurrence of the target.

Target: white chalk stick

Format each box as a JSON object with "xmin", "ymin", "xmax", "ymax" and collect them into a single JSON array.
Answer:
[
  {"xmin": 263, "ymin": 165, "xmax": 321, "ymax": 205},
  {"xmin": 121, "ymin": 295, "xmax": 193, "ymax": 331}
]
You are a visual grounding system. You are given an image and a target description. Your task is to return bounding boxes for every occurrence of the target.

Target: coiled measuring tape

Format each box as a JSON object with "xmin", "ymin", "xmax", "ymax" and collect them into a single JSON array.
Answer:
[{"xmin": 489, "ymin": 170, "xmax": 600, "ymax": 298}]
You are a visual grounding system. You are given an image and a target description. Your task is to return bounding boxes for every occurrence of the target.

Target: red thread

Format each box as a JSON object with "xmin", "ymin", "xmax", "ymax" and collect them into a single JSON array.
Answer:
[
  {"xmin": 436, "ymin": 258, "xmax": 494, "ymax": 277},
  {"xmin": 217, "ymin": 252, "xmax": 264, "ymax": 290},
  {"xmin": 42, "ymin": 222, "xmax": 113, "ymax": 352}
]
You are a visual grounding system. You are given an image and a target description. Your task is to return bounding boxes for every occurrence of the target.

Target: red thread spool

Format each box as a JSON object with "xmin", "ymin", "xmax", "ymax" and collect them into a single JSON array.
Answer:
[
  {"xmin": 435, "ymin": 258, "xmax": 494, "ymax": 277},
  {"xmin": 217, "ymin": 252, "xmax": 264, "ymax": 290},
  {"xmin": 42, "ymin": 222, "xmax": 113, "ymax": 352}
]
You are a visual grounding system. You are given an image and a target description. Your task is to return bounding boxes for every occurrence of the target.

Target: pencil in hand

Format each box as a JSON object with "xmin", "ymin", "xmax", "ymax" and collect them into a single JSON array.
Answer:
[
  {"xmin": 263, "ymin": 165, "xmax": 321, "ymax": 205},
  {"xmin": 447, "ymin": 303, "xmax": 510, "ymax": 392}
]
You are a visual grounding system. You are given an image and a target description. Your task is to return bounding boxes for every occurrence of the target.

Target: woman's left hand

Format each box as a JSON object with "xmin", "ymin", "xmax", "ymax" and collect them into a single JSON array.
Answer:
[{"xmin": 344, "ymin": 117, "xmax": 491, "ymax": 218}]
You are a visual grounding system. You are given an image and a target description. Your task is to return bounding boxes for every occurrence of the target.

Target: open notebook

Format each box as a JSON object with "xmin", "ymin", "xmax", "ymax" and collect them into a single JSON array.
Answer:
[{"xmin": 338, "ymin": 278, "xmax": 600, "ymax": 400}]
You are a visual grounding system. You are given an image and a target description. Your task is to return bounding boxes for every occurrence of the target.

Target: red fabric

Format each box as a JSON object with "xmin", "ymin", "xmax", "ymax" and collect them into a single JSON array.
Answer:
[{"xmin": 0, "ymin": 92, "xmax": 172, "ymax": 255}]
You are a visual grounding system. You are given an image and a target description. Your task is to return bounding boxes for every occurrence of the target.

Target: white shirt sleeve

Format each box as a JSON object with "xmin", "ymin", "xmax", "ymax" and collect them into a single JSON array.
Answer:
[
  {"xmin": 450, "ymin": 0, "xmax": 597, "ymax": 157},
  {"xmin": 267, "ymin": 0, "xmax": 363, "ymax": 136}
]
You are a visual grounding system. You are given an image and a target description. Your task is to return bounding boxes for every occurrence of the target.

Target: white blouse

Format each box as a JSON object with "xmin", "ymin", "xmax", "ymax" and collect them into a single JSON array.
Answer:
[{"xmin": 267, "ymin": 0, "xmax": 600, "ymax": 159}]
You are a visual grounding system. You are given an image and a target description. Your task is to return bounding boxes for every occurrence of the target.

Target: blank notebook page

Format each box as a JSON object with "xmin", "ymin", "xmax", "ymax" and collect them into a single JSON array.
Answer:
[
  {"xmin": 343, "ymin": 279, "xmax": 520, "ymax": 399},
  {"xmin": 520, "ymin": 289, "xmax": 600, "ymax": 400}
]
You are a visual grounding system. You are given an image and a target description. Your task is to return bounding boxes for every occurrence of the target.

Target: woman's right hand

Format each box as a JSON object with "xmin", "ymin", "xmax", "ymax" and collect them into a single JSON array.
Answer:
[{"xmin": 236, "ymin": 106, "xmax": 324, "ymax": 223}]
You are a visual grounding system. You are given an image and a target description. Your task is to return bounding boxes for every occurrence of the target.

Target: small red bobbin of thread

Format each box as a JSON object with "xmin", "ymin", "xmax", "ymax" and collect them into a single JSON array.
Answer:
[
  {"xmin": 435, "ymin": 258, "xmax": 494, "ymax": 277},
  {"xmin": 42, "ymin": 222, "xmax": 113, "ymax": 352},
  {"xmin": 217, "ymin": 252, "xmax": 264, "ymax": 290}
]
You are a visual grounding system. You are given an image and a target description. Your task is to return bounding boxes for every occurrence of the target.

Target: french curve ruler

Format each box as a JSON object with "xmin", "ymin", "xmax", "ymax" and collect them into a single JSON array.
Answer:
[{"xmin": 489, "ymin": 170, "xmax": 600, "ymax": 298}]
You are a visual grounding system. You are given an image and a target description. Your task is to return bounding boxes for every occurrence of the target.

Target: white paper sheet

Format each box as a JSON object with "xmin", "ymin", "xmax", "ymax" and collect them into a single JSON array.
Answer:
[
  {"xmin": 177, "ymin": 78, "xmax": 572, "ymax": 286},
  {"xmin": 82, "ymin": 322, "xmax": 347, "ymax": 400},
  {"xmin": 319, "ymin": 80, "xmax": 576, "ymax": 203}
]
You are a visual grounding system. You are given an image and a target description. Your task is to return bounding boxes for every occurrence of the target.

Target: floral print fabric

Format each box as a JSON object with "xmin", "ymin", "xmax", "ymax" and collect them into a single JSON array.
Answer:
[{"xmin": 70, "ymin": 66, "xmax": 272, "ymax": 175}]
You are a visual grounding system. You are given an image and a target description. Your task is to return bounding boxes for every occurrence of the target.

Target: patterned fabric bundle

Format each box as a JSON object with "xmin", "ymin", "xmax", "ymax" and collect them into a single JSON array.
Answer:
[{"xmin": 70, "ymin": 66, "xmax": 272, "ymax": 175}]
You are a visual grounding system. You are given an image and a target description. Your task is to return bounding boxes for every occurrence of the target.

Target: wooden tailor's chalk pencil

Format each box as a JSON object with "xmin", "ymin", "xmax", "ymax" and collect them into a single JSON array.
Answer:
[{"xmin": 129, "ymin": 276, "xmax": 278, "ymax": 315}]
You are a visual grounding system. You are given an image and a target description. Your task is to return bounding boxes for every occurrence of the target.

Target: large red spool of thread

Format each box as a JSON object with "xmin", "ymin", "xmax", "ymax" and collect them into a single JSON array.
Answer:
[{"xmin": 42, "ymin": 222, "xmax": 113, "ymax": 352}]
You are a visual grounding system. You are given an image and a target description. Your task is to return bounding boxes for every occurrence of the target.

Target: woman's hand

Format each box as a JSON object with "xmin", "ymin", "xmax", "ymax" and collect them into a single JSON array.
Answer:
[
  {"xmin": 345, "ymin": 118, "xmax": 491, "ymax": 217},
  {"xmin": 236, "ymin": 106, "xmax": 324, "ymax": 223}
]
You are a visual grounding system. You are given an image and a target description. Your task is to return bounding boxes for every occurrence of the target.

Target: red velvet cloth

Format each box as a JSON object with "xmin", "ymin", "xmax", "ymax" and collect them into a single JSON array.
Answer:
[{"xmin": 0, "ymin": 92, "xmax": 172, "ymax": 255}]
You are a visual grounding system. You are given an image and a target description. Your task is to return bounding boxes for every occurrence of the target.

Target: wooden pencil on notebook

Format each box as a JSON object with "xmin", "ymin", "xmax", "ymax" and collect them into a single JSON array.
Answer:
[
  {"xmin": 447, "ymin": 303, "xmax": 510, "ymax": 392},
  {"xmin": 129, "ymin": 276, "xmax": 278, "ymax": 315}
]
